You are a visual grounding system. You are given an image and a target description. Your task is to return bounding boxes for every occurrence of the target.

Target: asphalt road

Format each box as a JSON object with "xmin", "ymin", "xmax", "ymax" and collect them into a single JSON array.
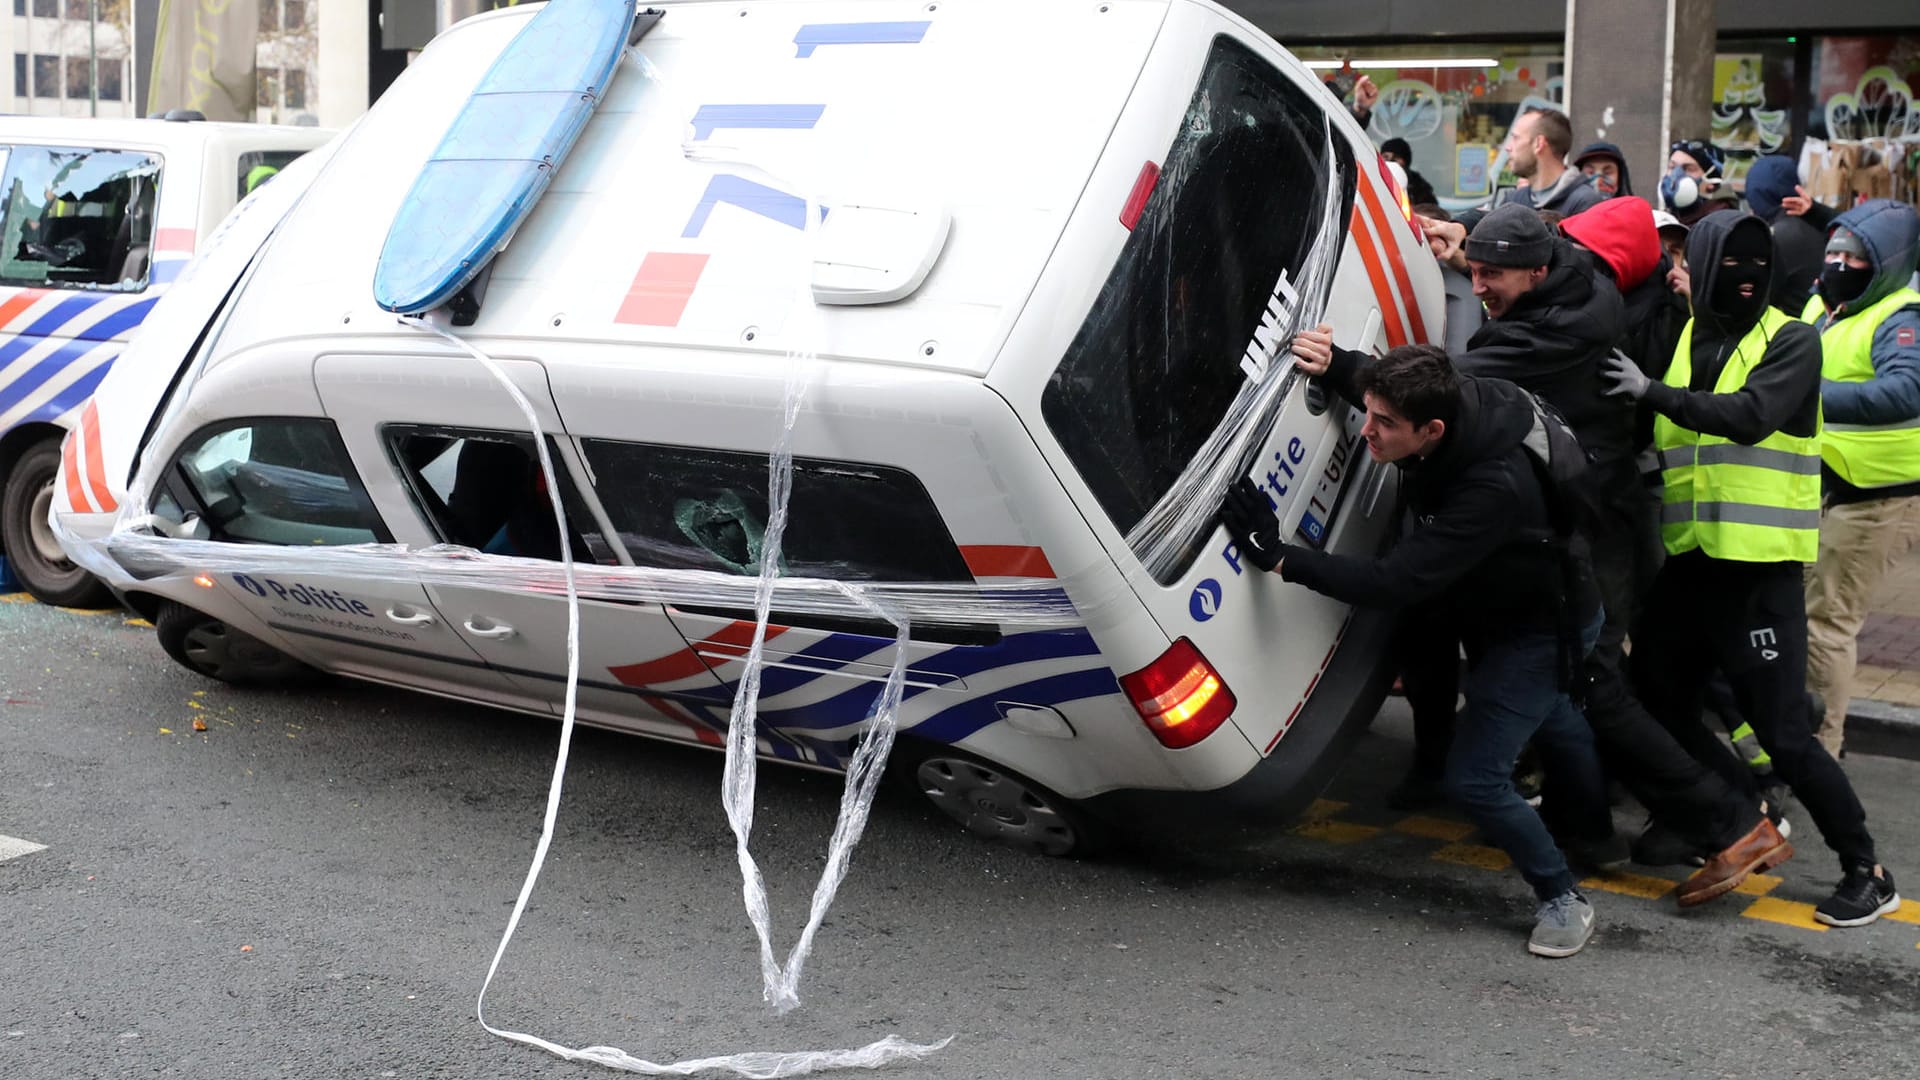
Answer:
[{"xmin": 4, "ymin": 597, "xmax": 1919, "ymax": 1080}]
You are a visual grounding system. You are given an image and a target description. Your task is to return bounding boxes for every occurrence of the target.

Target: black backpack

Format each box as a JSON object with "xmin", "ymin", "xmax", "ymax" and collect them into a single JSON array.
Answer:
[{"xmin": 1516, "ymin": 390, "xmax": 1595, "ymax": 699}]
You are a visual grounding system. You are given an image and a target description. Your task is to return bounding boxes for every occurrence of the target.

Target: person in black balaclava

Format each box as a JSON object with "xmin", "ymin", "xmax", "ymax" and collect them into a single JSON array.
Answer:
[{"xmin": 1601, "ymin": 213, "xmax": 1903, "ymax": 927}]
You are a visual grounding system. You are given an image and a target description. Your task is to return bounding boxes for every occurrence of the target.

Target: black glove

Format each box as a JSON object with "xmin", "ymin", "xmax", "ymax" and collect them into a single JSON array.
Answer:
[{"xmin": 1220, "ymin": 477, "xmax": 1283, "ymax": 573}]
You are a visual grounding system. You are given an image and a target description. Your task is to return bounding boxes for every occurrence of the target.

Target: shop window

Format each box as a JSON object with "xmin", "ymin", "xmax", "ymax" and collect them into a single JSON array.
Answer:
[
  {"xmin": 63, "ymin": 0, "xmax": 86, "ymax": 18},
  {"xmin": 283, "ymin": 0, "xmax": 306, "ymax": 31},
  {"xmin": 259, "ymin": 0, "xmax": 277, "ymax": 34},
  {"xmin": 98, "ymin": 57, "xmax": 121, "ymax": 101},
  {"xmin": 12, "ymin": 54, "xmax": 25, "ymax": 99},
  {"xmin": 1041, "ymin": 34, "xmax": 1353, "ymax": 580},
  {"xmin": 0, "ymin": 145, "xmax": 161, "ymax": 290},
  {"xmin": 163, "ymin": 420, "xmax": 390, "ymax": 546},
  {"xmin": 1810, "ymin": 35, "xmax": 1919, "ymax": 142},
  {"xmin": 285, "ymin": 69, "xmax": 306, "ymax": 109},
  {"xmin": 31, "ymin": 0, "xmax": 56, "ymax": 17},
  {"xmin": 256, "ymin": 67, "xmax": 278, "ymax": 109},
  {"xmin": 383, "ymin": 427, "xmax": 607, "ymax": 564}
]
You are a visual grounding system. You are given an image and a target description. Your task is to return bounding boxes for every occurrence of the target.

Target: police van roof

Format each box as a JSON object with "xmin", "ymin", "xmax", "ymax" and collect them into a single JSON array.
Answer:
[{"xmin": 211, "ymin": 0, "xmax": 1175, "ymax": 380}]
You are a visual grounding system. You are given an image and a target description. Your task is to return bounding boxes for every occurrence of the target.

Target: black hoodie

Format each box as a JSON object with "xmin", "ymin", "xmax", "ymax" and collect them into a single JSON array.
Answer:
[
  {"xmin": 1456, "ymin": 238, "xmax": 1633, "ymax": 472},
  {"xmin": 1280, "ymin": 350, "xmax": 1599, "ymax": 643},
  {"xmin": 1640, "ymin": 213, "xmax": 1822, "ymax": 448}
]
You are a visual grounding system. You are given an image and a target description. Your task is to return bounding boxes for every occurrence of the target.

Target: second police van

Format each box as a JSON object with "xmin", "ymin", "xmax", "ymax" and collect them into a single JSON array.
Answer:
[
  {"xmin": 53, "ymin": 0, "xmax": 1443, "ymax": 854},
  {"xmin": 0, "ymin": 114, "xmax": 331, "ymax": 605}
]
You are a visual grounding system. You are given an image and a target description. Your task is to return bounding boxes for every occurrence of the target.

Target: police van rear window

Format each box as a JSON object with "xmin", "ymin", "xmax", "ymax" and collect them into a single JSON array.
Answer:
[{"xmin": 1041, "ymin": 36, "xmax": 1352, "ymax": 571}]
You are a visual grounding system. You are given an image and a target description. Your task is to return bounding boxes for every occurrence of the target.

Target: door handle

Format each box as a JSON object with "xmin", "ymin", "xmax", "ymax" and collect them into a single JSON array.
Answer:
[
  {"xmin": 462, "ymin": 619, "xmax": 517, "ymax": 640},
  {"xmin": 386, "ymin": 607, "xmax": 437, "ymax": 626}
]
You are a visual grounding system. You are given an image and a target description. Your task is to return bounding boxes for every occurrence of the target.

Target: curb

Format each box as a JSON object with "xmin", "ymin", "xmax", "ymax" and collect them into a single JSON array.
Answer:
[{"xmin": 1845, "ymin": 698, "xmax": 1920, "ymax": 762}]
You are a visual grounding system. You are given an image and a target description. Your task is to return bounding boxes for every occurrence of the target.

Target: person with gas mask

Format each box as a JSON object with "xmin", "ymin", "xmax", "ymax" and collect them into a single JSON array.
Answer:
[
  {"xmin": 1800, "ymin": 201, "xmax": 1920, "ymax": 761},
  {"xmin": 1601, "ymin": 212, "xmax": 1903, "ymax": 928},
  {"xmin": 1660, "ymin": 139, "xmax": 1739, "ymax": 228}
]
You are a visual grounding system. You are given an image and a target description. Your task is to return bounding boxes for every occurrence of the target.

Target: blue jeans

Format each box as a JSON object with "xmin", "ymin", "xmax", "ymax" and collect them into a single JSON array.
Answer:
[{"xmin": 1445, "ymin": 614, "xmax": 1607, "ymax": 902}]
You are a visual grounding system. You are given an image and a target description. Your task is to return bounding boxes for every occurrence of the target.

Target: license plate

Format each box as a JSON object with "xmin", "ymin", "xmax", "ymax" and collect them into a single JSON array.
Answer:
[{"xmin": 1294, "ymin": 434, "xmax": 1361, "ymax": 549}]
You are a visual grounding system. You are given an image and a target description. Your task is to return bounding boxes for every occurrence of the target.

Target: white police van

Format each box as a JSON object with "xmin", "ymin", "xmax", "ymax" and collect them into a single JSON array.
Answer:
[
  {"xmin": 53, "ymin": 0, "xmax": 1442, "ymax": 854},
  {"xmin": 0, "ymin": 114, "xmax": 331, "ymax": 605}
]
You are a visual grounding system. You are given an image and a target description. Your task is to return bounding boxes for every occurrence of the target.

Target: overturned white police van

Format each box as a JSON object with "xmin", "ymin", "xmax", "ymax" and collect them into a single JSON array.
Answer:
[{"xmin": 52, "ymin": 0, "xmax": 1442, "ymax": 855}]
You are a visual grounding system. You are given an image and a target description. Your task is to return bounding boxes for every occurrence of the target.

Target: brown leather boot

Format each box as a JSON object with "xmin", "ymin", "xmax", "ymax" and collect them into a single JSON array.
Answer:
[{"xmin": 1676, "ymin": 817, "xmax": 1793, "ymax": 908}]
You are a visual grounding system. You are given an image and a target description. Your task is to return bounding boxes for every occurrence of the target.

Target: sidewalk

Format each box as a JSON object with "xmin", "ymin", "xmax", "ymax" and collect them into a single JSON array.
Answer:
[{"xmin": 1842, "ymin": 547, "xmax": 1920, "ymax": 759}]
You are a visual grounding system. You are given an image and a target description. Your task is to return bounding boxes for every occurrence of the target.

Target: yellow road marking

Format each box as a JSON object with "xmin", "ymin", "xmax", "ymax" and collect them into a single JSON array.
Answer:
[
  {"xmin": 1432, "ymin": 843, "xmax": 1511, "ymax": 872},
  {"xmin": 0, "ymin": 593, "xmax": 32, "ymax": 603},
  {"xmin": 1741, "ymin": 896, "xmax": 1828, "ymax": 931},
  {"xmin": 1302, "ymin": 799, "xmax": 1346, "ymax": 822},
  {"xmin": 56, "ymin": 606, "xmax": 112, "ymax": 615},
  {"xmin": 1733, "ymin": 873, "xmax": 1783, "ymax": 897},
  {"xmin": 1291, "ymin": 820, "xmax": 1380, "ymax": 844},
  {"xmin": 1881, "ymin": 903, "xmax": 1919, "ymax": 926},
  {"xmin": 1580, "ymin": 872, "xmax": 1676, "ymax": 901},
  {"xmin": 124, "ymin": 618, "xmax": 152, "ymax": 629},
  {"xmin": 1392, "ymin": 815, "xmax": 1475, "ymax": 842}
]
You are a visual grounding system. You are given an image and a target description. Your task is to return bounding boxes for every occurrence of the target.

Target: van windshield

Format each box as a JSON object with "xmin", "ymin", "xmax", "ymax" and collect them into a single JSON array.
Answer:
[{"xmin": 1040, "ymin": 36, "xmax": 1352, "ymax": 577}]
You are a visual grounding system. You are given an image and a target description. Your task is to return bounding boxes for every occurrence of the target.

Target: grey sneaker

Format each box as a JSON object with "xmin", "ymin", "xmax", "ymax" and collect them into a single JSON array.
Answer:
[{"xmin": 1528, "ymin": 890, "xmax": 1596, "ymax": 958}]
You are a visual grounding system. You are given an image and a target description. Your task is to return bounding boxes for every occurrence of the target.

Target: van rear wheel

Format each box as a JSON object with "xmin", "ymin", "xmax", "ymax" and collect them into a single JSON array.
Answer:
[
  {"xmin": 908, "ymin": 748, "xmax": 1100, "ymax": 857},
  {"xmin": 2, "ymin": 438, "xmax": 112, "ymax": 608},
  {"xmin": 154, "ymin": 601, "xmax": 315, "ymax": 685}
]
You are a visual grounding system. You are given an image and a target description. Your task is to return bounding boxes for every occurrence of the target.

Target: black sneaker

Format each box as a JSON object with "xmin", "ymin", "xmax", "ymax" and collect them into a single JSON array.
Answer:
[
  {"xmin": 1815, "ymin": 865, "xmax": 1901, "ymax": 928},
  {"xmin": 1387, "ymin": 768, "xmax": 1446, "ymax": 811},
  {"xmin": 1565, "ymin": 831, "xmax": 1632, "ymax": 873},
  {"xmin": 1631, "ymin": 820, "xmax": 1707, "ymax": 868}
]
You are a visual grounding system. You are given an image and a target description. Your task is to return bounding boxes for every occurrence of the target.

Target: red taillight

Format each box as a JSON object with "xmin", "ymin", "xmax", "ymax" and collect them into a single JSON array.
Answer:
[
  {"xmin": 1119, "ymin": 637, "xmax": 1237, "ymax": 750},
  {"xmin": 1378, "ymin": 154, "xmax": 1423, "ymax": 243},
  {"xmin": 1120, "ymin": 160, "xmax": 1160, "ymax": 230}
]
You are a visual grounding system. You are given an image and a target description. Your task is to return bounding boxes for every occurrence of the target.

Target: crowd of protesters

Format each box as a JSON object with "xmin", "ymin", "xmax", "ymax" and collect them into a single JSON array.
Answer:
[{"xmin": 1237, "ymin": 93, "xmax": 1918, "ymax": 959}]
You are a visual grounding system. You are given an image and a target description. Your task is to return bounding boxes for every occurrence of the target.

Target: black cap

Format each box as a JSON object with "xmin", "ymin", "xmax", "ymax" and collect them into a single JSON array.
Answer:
[{"xmin": 1465, "ymin": 204, "xmax": 1554, "ymax": 268}]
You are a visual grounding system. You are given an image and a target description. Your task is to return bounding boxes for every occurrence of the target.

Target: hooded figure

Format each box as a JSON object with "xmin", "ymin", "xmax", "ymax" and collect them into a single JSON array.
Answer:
[
  {"xmin": 1807, "ymin": 199, "xmax": 1920, "ymax": 492},
  {"xmin": 1379, "ymin": 137, "xmax": 1437, "ymax": 206},
  {"xmin": 1745, "ymin": 155, "xmax": 1831, "ymax": 315},
  {"xmin": 1664, "ymin": 139, "xmax": 1739, "ymax": 227},
  {"xmin": 1561, "ymin": 196, "xmax": 1691, "ymax": 406},
  {"xmin": 1572, "ymin": 141, "xmax": 1632, "ymax": 199},
  {"xmin": 1644, "ymin": 213, "xmax": 1821, "ymax": 446}
]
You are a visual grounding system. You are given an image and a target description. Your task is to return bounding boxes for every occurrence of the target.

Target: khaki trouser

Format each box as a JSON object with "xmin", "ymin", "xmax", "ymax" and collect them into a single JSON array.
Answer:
[{"xmin": 1805, "ymin": 494, "xmax": 1920, "ymax": 756}]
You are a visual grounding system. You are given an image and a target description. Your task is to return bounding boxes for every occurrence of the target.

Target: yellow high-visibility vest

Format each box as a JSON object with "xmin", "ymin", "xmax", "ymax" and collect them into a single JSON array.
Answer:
[
  {"xmin": 1801, "ymin": 288, "xmax": 1920, "ymax": 489},
  {"xmin": 1653, "ymin": 307, "xmax": 1822, "ymax": 562}
]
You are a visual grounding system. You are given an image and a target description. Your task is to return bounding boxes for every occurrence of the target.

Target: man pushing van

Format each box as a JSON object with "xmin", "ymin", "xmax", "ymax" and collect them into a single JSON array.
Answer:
[{"xmin": 1219, "ymin": 341, "xmax": 1610, "ymax": 958}]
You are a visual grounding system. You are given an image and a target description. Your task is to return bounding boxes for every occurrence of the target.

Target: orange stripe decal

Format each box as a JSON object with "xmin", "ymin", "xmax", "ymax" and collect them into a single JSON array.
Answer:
[
  {"xmin": 154, "ymin": 228, "xmax": 196, "ymax": 254},
  {"xmin": 1348, "ymin": 208, "xmax": 1409, "ymax": 349},
  {"xmin": 81, "ymin": 401, "xmax": 117, "ymax": 512},
  {"xmin": 959, "ymin": 544, "xmax": 1056, "ymax": 579},
  {"xmin": 60, "ymin": 430, "xmax": 93, "ymax": 513},
  {"xmin": 1357, "ymin": 180, "xmax": 1431, "ymax": 344},
  {"xmin": 615, "ymin": 252, "xmax": 709, "ymax": 327},
  {"xmin": 0, "ymin": 288, "xmax": 49, "ymax": 328}
]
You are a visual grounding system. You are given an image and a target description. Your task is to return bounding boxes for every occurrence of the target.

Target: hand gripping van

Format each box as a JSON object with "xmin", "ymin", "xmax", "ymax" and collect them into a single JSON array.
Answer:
[
  {"xmin": 0, "ymin": 115, "xmax": 332, "ymax": 606},
  {"xmin": 53, "ymin": 0, "xmax": 1442, "ymax": 855}
]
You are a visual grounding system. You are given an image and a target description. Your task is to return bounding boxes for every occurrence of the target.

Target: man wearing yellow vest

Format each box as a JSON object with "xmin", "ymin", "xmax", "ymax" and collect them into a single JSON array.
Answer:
[
  {"xmin": 1601, "ymin": 212, "xmax": 1901, "ymax": 927},
  {"xmin": 1801, "ymin": 200, "xmax": 1920, "ymax": 760}
]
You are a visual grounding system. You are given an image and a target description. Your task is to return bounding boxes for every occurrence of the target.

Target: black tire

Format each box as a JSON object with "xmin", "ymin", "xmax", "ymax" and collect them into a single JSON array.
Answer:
[
  {"xmin": 154, "ymin": 601, "xmax": 316, "ymax": 685},
  {"xmin": 1, "ymin": 438, "xmax": 112, "ymax": 608},
  {"xmin": 899, "ymin": 743, "xmax": 1106, "ymax": 857}
]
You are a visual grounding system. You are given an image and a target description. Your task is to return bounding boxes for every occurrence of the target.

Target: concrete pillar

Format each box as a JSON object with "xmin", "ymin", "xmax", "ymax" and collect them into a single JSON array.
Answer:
[
  {"xmin": 317, "ymin": 0, "xmax": 370, "ymax": 128},
  {"xmin": 1563, "ymin": 0, "xmax": 1717, "ymax": 202}
]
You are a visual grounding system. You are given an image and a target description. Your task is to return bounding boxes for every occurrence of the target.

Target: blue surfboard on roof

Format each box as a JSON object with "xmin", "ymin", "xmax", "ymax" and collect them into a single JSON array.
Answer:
[{"xmin": 374, "ymin": 0, "xmax": 653, "ymax": 315}]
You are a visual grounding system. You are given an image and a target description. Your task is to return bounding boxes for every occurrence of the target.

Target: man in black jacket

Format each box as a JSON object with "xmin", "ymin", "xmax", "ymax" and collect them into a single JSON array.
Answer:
[{"xmin": 1223, "ymin": 343, "xmax": 1608, "ymax": 957}]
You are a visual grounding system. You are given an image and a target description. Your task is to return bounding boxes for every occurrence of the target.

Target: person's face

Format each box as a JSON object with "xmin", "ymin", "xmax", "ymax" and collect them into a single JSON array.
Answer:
[
  {"xmin": 1826, "ymin": 252, "xmax": 1872, "ymax": 272},
  {"xmin": 1383, "ymin": 150, "xmax": 1407, "ymax": 167},
  {"xmin": 1669, "ymin": 150, "xmax": 1706, "ymax": 180},
  {"xmin": 1359, "ymin": 392, "xmax": 1445, "ymax": 463},
  {"xmin": 1660, "ymin": 230, "xmax": 1688, "ymax": 267},
  {"xmin": 1469, "ymin": 260, "xmax": 1547, "ymax": 319},
  {"xmin": 1504, "ymin": 115, "xmax": 1540, "ymax": 178},
  {"xmin": 1581, "ymin": 158, "xmax": 1620, "ymax": 195}
]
